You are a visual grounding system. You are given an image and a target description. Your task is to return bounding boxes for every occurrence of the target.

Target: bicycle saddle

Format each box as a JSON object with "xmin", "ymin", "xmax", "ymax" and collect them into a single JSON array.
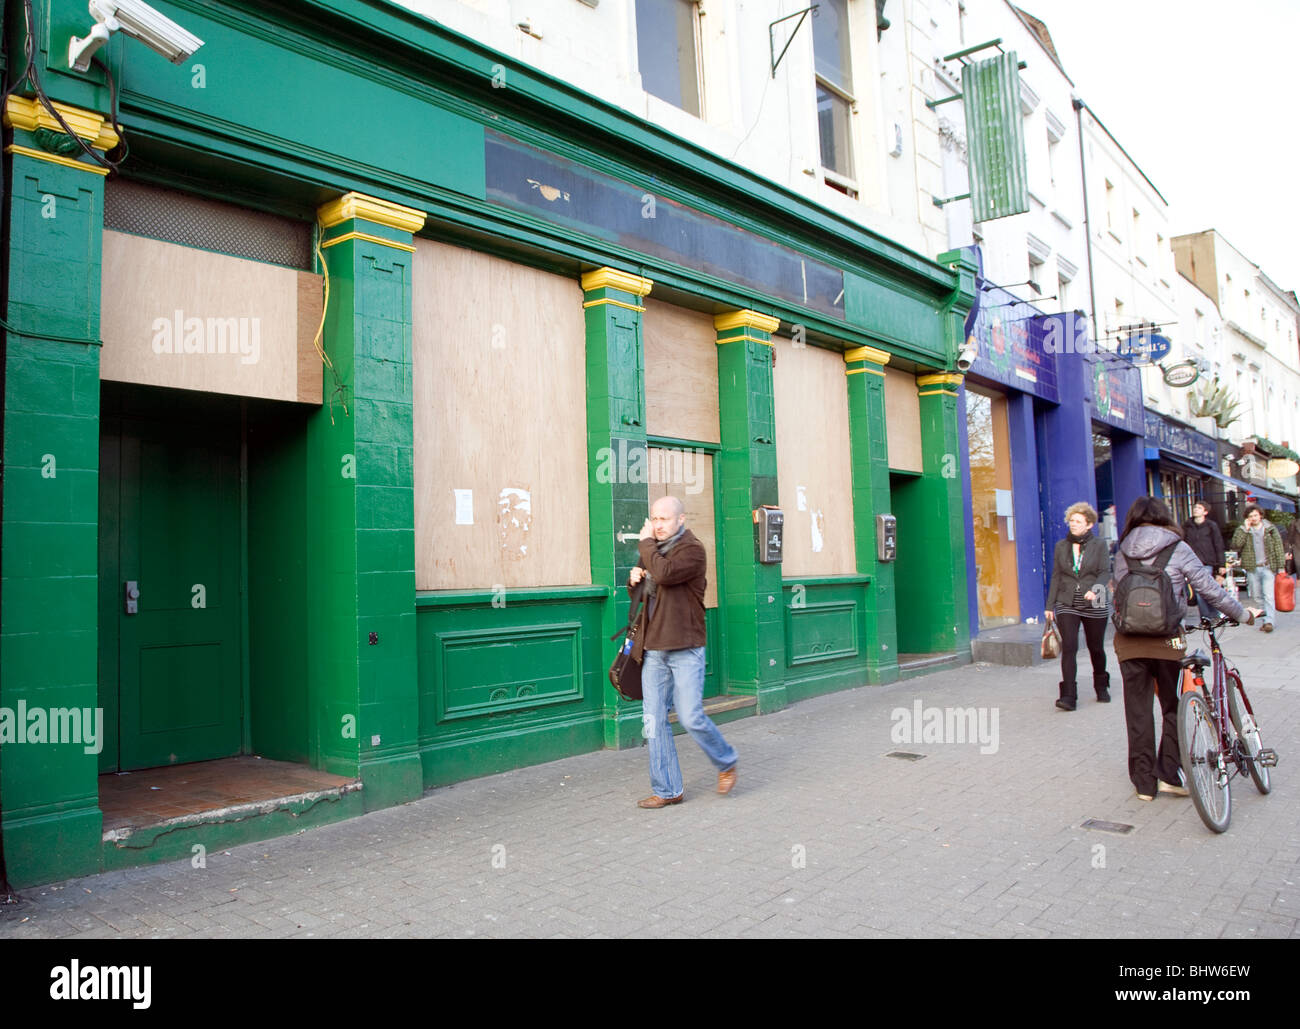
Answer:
[{"xmin": 1180, "ymin": 650, "xmax": 1212, "ymax": 670}]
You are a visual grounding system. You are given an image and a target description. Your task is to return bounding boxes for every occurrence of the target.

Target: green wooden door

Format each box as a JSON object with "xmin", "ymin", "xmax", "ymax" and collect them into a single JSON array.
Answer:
[{"xmin": 116, "ymin": 421, "xmax": 243, "ymax": 770}]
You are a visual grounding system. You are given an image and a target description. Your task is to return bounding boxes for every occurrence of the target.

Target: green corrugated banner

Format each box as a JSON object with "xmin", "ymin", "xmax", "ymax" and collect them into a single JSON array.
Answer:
[{"xmin": 963, "ymin": 52, "xmax": 1029, "ymax": 220}]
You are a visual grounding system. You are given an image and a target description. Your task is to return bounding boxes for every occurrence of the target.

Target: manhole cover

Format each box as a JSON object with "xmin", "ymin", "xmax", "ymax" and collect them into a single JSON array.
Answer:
[
  {"xmin": 886, "ymin": 751, "xmax": 926, "ymax": 761},
  {"xmin": 1081, "ymin": 818, "xmax": 1134, "ymax": 834}
]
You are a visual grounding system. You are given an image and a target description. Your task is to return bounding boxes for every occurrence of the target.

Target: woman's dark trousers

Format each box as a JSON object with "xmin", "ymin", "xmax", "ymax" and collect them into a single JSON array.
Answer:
[{"xmin": 1055, "ymin": 611, "xmax": 1109, "ymax": 703}]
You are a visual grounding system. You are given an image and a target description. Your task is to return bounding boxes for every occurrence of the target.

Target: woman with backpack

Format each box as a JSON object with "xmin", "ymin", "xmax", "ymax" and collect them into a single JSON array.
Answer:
[
  {"xmin": 1111, "ymin": 497, "xmax": 1262, "ymax": 802},
  {"xmin": 1045, "ymin": 502, "xmax": 1112, "ymax": 711}
]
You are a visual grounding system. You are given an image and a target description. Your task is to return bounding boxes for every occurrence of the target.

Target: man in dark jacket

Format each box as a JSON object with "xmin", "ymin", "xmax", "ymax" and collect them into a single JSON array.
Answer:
[
  {"xmin": 1182, "ymin": 501, "xmax": 1225, "ymax": 620},
  {"xmin": 628, "ymin": 496, "xmax": 737, "ymax": 808}
]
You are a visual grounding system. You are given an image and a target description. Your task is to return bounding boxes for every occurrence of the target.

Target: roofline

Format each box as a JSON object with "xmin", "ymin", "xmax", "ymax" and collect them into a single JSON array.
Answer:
[
  {"xmin": 1005, "ymin": 4, "xmax": 1075, "ymax": 86},
  {"xmin": 1072, "ymin": 98, "xmax": 1168, "ymax": 206}
]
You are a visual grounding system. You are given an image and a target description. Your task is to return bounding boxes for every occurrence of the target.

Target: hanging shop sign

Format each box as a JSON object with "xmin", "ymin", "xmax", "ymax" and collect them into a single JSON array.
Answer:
[
  {"xmin": 1161, "ymin": 360, "xmax": 1200, "ymax": 388},
  {"xmin": 1116, "ymin": 331, "xmax": 1172, "ymax": 365},
  {"xmin": 1267, "ymin": 457, "xmax": 1300, "ymax": 479}
]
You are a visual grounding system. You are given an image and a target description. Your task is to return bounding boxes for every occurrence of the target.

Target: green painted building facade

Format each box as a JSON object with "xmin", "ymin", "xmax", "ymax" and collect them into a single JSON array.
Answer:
[{"xmin": 0, "ymin": 0, "xmax": 974, "ymax": 888}]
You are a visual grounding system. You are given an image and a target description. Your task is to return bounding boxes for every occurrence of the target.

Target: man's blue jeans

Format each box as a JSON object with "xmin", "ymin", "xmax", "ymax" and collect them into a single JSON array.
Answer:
[
  {"xmin": 641, "ymin": 647, "xmax": 738, "ymax": 799},
  {"xmin": 1245, "ymin": 566, "xmax": 1277, "ymax": 626}
]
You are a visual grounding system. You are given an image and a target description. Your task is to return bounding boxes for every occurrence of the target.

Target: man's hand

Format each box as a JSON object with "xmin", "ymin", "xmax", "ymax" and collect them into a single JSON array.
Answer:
[
  {"xmin": 638, "ymin": 518, "xmax": 654, "ymax": 541},
  {"xmin": 629, "ymin": 567, "xmax": 646, "ymax": 587},
  {"xmin": 1246, "ymin": 607, "xmax": 1264, "ymax": 624}
]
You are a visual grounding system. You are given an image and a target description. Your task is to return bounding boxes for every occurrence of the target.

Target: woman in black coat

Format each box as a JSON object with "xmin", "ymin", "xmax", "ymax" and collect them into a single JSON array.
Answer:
[{"xmin": 1045, "ymin": 502, "xmax": 1111, "ymax": 711}]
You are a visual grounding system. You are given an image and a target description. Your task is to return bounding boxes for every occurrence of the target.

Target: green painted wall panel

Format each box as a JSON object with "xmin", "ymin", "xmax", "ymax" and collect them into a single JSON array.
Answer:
[
  {"xmin": 48, "ymin": 0, "xmax": 488, "ymax": 201},
  {"xmin": 843, "ymin": 271, "xmax": 944, "ymax": 355}
]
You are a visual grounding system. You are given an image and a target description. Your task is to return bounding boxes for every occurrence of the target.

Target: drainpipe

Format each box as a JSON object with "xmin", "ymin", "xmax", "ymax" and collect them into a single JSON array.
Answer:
[{"xmin": 1072, "ymin": 98, "xmax": 1100, "ymax": 346}]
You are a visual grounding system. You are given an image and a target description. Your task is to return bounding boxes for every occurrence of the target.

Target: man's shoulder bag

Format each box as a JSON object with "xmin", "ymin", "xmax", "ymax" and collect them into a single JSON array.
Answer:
[
  {"xmin": 1112, "ymin": 542, "xmax": 1184, "ymax": 636},
  {"xmin": 608, "ymin": 586, "xmax": 647, "ymax": 701}
]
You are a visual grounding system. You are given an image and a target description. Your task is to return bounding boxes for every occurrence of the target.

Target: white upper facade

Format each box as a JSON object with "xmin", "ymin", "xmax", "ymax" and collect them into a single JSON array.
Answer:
[{"xmin": 393, "ymin": 0, "xmax": 936, "ymax": 252}]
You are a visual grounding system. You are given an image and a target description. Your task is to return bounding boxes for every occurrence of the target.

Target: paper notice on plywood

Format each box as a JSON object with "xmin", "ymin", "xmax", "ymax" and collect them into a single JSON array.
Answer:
[
  {"xmin": 454, "ymin": 489, "xmax": 474, "ymax": 525},
  {"xmin": 796, "ymin": 485, "xmax": 807, "ymax": 512},
  {"xmin": 810, "ymin": 509, "xmax": 825, "ymax": 553}
]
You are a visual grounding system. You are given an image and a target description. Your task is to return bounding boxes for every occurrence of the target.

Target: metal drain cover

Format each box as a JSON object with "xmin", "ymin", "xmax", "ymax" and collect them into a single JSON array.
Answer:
[
  {"xmin": 886, "ymin": 751, "xmax": 926, "ymax": 761},
  {"xmin": 1081, "ymin": 818, "xmax": 1134, "ymax": 834}
]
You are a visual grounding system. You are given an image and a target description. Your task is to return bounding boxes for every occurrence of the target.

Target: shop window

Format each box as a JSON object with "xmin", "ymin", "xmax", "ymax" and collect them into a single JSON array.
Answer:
[
  {"xmin": 635, "ymin": 0, "xmax": 703, "ymax": 116},
  {"xmin": 412, "ymin": 241, "xmax": 591, "ymax": 590},
  {"xmin": 967, "ymin": 388, "xmax": 1020, "ymax": 629},
  {"xmin": 773, "ymin": 336, "xmax": 856, "ymax": 575},
  {"xmin": 814, "ymin": 0, "xmax": 857, "ymax": 194}
]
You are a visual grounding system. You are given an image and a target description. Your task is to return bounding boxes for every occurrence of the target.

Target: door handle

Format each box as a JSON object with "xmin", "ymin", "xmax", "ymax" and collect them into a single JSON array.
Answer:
[{"xmin": 124, "ymin": 580, "xmax": 140, "ymax": 615}]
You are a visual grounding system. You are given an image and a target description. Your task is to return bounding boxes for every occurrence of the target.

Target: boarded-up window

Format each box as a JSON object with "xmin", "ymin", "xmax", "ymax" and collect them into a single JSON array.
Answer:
[
  {"xmin": 647, "ymin": 448, "xmax": 717, "ymax": 608},
  {"xmin": 412, "ymin": 241, "xmax": 590, "ymax": 590},
  {"xmin": 643, "ymin": 299, "xmax": 720, "ymax": 444},
  {"xmin": 773, "ymin": 338, "xmax": 856, "ymax": 576},
  {"xmin": 884, "ymin": 367, "xmax": 922, "ymax": 473}
]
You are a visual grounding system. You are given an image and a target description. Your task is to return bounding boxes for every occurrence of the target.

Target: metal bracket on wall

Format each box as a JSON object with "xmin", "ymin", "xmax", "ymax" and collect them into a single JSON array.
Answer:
[
  {"xmin": 925, "ymin": 38, "xmax": 1026, "ymax": 109},
  {"xmin": 770, "ymin": 6, "xmax": 818, "ymax": 79}
]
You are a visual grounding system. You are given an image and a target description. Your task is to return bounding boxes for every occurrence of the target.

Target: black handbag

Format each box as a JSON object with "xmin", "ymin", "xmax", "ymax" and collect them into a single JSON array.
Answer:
[{"xmin": 608, "ymin": 586, "xmax": 647, "ymax": 702}]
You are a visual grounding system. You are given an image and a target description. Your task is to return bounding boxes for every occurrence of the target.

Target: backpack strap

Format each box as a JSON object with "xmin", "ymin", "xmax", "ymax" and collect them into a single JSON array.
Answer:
[{"xmin": 1151, "ymin": 541, "xmax": 1180, "ymax": 571}]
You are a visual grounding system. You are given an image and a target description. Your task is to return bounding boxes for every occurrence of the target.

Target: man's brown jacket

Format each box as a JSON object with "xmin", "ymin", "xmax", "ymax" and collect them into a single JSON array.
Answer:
[{"xmin": 631, "ymin": 529, "xmax": 707, "ymax": 652}]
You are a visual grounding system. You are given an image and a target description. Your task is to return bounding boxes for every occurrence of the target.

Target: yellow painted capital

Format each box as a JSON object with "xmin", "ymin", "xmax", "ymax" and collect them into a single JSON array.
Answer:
[
  {"xmin": 318, "ymin": 192, "xmax": 426, "ymax": 233},
  {"xmin": 714, "ymin": 310, "xmax": 780, "ymax": 334},
  {"xmin": 844, "ymin": 344, "xmax": 891, "ymax": 366},
  {"xmin": 580, "ymin": 268, "xmax": 654, "ymax": 297},
  {"xmin": 4, "ymin": 96, "xmax": 119, "ymax": 150},
  {"xmin": 916, "ymin": 372, "xmax": 965, "ymax": 388}
]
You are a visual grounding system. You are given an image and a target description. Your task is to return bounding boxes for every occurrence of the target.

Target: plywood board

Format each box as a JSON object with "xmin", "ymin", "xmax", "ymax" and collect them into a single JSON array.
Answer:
[
  {"xmin": 643, "ymin": 299, "xmax": 720, "ymax": 443},
  {"xmin": 99, "ymin": 231, "xmax": 323, "ymax": 404},
  {"xmin": 646, "ymin": 448, "xmax": 717, "ymax": 608},
  {"xmin": 884, "ymin": 366, "xmax": 923, "ymax": 473},
  {"xmin": 412, "ymin": 239, "xmax": 591, "ymax": 590},
  {"xmin": 772, "ymin": 337, "xmax": 856, "ymax": 576}
]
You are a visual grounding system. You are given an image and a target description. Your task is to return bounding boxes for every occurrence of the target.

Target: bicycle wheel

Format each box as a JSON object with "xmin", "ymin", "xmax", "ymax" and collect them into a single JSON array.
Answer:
[
  {"xmin": 1179, "ymin": 690, "xmax": 1231, "ymax": 833},
  {"xmin": 1227, "ymin": 673, "xmax": 1271, "ymax": 795}
]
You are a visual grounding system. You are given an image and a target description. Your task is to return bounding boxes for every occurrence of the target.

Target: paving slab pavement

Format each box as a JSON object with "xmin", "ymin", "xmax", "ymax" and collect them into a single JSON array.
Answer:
[{"xmin": 2, "ymin": 613, "xmax": 1298, "ymax": 939}]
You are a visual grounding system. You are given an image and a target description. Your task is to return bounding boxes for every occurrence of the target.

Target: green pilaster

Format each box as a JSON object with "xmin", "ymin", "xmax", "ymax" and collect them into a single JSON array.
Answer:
[
  {"xmin": 307, "ymin": 193, "xmax": 425, "ymax": 809},
  {"xmin": 0, "ymin": 103, "xmax": 114, "ymax": 886},
  {"xmin": 901, "ymin": 372, "xmax": 970, "ymax": 655},
  {"xmin": 845, "ymin": 346, "xmax": 898, "ymax": 683},
  {"xmin": 581, "ymin": 268, "xmax": 653, "ymax": 750},
  {"xmin": 714, "ymin": 311, "xmax": 785, "ymax": 713}
]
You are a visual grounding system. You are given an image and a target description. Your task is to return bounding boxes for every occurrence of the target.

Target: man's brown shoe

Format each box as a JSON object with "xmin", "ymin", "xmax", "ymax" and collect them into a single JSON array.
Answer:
[
  {"xmin": 637, "ymin": 794, "xmax": 683, "ymax": 809},
  {"xmin": 717, "ymin": 766, "xmax": 737, "ymax": 795}
]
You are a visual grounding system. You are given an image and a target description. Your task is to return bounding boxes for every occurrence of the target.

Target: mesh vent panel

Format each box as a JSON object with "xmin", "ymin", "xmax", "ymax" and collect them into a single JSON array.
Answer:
[{"xmin": 104, "ymin": 179, "xmax": 312, "ymax": 269}]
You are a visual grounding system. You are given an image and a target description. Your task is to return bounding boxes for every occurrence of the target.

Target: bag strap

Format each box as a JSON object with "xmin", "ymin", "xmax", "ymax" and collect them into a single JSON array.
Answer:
[
  {"xmin": 609, "ymin": 586, "xmax": 647, "ymax": 641},
  {"xmin": 1151, "ymin": 541, "xmax": 1179, "ymax": 571}
]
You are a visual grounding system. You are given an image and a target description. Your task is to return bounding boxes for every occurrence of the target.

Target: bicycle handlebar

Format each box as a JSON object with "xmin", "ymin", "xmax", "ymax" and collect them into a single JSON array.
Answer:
[{"xmin": 1182, "ymin": 615, "xmax": 1240, "ymax": 632}]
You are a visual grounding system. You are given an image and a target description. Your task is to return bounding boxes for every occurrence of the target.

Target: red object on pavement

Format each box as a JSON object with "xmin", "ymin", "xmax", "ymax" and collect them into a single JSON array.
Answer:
[{"xmin": 1276, "ymin": 571, "xmax": 1295, "ymax": 612}]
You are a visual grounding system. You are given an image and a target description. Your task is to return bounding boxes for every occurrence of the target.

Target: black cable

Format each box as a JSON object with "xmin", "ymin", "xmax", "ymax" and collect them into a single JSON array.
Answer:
[{"xmin": 12, "ymin": 0, "xmax": 124, "ymax": 174}]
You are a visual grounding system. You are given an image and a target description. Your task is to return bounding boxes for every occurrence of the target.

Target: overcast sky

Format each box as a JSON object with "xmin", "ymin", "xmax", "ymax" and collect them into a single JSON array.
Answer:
[{"xmin": 1012, "ymin": 0, "xmax": 1300, "ymax": 295}]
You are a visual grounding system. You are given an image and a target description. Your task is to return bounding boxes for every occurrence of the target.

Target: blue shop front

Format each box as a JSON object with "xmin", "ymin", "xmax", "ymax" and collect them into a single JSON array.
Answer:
[{"xmin": 959, "ymin": 259, "xmax": 1147, "ymax": 634}]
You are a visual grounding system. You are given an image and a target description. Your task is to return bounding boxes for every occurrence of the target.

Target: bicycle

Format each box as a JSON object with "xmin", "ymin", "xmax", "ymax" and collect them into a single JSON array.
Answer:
[{"xmin": 1176, "ymin": 615, "xmax": 1278, "ymax": 833}]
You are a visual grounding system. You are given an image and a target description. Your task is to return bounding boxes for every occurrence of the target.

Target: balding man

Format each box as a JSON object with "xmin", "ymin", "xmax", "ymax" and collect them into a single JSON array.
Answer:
[{"xmin": 628, "ymin": 496, "xmax": 738, "ymax": 808}]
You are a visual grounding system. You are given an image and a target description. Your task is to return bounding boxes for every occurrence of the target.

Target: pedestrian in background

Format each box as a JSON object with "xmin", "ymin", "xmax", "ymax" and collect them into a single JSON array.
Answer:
[
  {"xmin": 1282, "ymin": 517, "xmax": 1300, "ymax": 575},
  {"xmin": 1182, "ymin": 501, "xmax": 1226, "ymax": 621},
  {"xmin": 1230, "ymin": 504, "xmax": 1284, "ymax": 632},
  {"xmin": 1045, "ymin": 502, "xmax": 1111, "ymax": 711}
]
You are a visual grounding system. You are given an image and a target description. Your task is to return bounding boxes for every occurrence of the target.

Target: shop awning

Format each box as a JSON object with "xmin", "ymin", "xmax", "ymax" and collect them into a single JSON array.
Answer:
[{"xmin": 1156, "ymin": 455, "xmax": 1298, "ymax": 511}]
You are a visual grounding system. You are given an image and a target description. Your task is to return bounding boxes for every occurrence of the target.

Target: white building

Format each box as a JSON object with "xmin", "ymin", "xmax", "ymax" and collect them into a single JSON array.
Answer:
[{"xmin": 1173, "ymin": 229, "xmax": 1300, "ymax": 497}]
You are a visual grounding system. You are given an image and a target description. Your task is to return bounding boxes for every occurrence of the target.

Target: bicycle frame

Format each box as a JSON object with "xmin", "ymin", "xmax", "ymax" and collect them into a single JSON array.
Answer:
[{"xmin": 1182, "ymin": 618, "xmax": 1268, "ymax": 784}]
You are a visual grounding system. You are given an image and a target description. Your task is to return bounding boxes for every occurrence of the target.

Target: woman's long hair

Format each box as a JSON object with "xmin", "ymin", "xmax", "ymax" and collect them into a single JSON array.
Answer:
[{"xmin": 1119, "ymin": 496, "xmax": 1183, "ymax": 542}]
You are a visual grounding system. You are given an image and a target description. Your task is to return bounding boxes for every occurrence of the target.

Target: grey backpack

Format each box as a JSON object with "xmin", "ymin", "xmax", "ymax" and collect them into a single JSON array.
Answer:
[{"xmin": 1112, "ymin": 542, "xmax": 1184, "ymax": 636}]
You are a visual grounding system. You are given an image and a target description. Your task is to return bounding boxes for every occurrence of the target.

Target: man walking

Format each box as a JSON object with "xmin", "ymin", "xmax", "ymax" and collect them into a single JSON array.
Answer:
[
  {"xmin": 1230, "ymin": 504, "xmax": 1285, "ymax": 632},
  {"xmin": 628, "ymin": 496, "xmax": 738, "ymax": 808},
  {"xmin": 1183, "ymin": 501, "xmax": 1226, "ymax": 621}
]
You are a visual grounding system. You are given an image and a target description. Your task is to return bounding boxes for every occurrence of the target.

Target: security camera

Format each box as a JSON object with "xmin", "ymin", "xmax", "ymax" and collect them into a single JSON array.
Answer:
[
  {"xmin": 956, "ymin": 343, "xmax": 978, "ymax": 372},
  {"xmin": 69, "ymin": 0, "xmax": 204, "ymax": 73}
]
